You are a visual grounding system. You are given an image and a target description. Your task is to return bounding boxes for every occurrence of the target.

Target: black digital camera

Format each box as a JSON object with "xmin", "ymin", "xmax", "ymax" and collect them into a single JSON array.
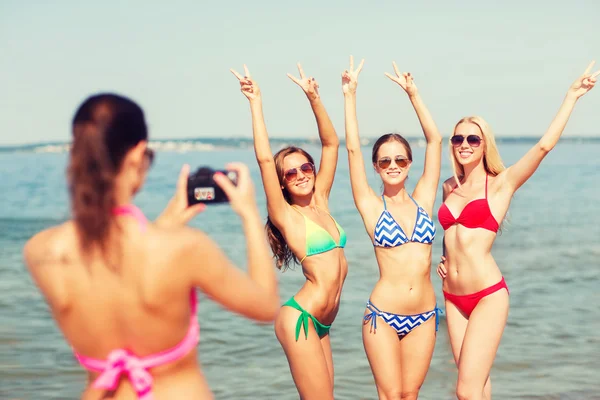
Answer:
[{"xmin": 187, "ymin": 167, "xmax": 238, "ymax": 205}]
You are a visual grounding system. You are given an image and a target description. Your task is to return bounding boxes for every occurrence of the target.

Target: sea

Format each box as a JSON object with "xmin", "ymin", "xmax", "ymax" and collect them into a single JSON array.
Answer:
[{"xmin": 1, "ymin": 136, "xmax": 599, "ymax": 399}]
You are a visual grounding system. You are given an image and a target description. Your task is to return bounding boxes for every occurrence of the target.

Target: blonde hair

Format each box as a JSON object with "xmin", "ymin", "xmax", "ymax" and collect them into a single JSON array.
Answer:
[{"xmin": 450, "ymin": 116, "xmax": 505, "ymax": 185}]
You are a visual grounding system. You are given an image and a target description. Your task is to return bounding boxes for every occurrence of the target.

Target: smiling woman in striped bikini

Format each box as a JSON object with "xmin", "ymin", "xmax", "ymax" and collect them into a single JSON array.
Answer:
[{"xmin": 342, "ymin": 56, "xmax": 442, "ymax": 400}]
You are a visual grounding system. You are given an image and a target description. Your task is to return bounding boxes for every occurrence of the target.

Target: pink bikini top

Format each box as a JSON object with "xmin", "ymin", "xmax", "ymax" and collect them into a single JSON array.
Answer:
[{"xmin": 73, "ymin": 205, "xmax": 200, "ymax": 400}]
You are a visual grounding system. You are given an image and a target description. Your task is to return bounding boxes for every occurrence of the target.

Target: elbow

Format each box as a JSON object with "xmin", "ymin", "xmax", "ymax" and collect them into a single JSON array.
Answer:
[
  {"xmin": 323, "ymin": 137, "xmax": 340, "ymax": 149},
  {"xmin": 429, "ymin": 135, "xmax": 443, "ymax": 145},
  {"xmin": 256, "ymin": 156, "xmax": 274, "ymax": 166},
  {"xmin": 255, "ymin": 294, "xmax": 281, "ymax": 323},
  {"xmin": 346, "ymin": 146, "xmax": 360, "ymax": 155},
  {"xmin": 537, "ymin": 141, "xmax": 554, "ymax": 154}
]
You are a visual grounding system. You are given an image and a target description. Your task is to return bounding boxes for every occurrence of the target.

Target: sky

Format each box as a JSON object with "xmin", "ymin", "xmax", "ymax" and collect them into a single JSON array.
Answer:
[{"xmin": 1, "ymin": 0, "xmax": 599, "ymax": 145}]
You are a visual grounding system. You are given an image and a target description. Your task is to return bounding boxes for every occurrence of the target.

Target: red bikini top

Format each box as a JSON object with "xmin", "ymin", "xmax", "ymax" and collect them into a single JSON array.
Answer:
[{"xmin": 437, "ymin": 175, "xmax": 499, "ymax": 233}]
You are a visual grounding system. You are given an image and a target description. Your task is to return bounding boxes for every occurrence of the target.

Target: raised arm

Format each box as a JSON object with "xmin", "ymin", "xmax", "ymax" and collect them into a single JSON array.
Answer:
[
  {"xmin": 186, "ymin": 163, "xmax": 279, "ymax": 322},
  {"xmin": 231, "ymin": 66, "xmax": 290, "ymax": 227},
  {"xmin": 342, "ymin": 56, "xmax": 377, "ymax": 212},
  {"xmin": 384, "ymin": 62, "xmax": 442, "ymax": 211},
  {"xmin": 502, "ymin": 61, "xmax": 599, "ymax": 194},
  {"xmin": 287, "ymin": 63, "xmax": 339, "ymax": 202}
]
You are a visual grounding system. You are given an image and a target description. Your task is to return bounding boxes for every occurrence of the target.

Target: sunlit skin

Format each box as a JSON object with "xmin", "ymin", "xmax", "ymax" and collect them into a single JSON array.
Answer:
[
  {"xmin": 373, "ymin": 141, "xmax": 412, "ymax": 186},
  {"xmin": 344, "ymin": 55, "xmax": 443, "ymax": 400},
  {"xmin": 438, "ymin": 62, "xmax": 599, "ymax": 400},
  {"xmin": 231, "ymin": 62, "xmax": 347, "ymax": 400},
  {"xmin": 281, "ymin": 153, "xmax": 315, "ymax": 200},
  {"xmin": 453, "ymin": 123, "xmax": 485, "ymax": 166}
]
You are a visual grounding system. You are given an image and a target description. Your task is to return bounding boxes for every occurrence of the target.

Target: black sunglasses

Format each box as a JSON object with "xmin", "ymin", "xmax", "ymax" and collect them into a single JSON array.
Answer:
[
  {"xmin": 284, "ymin": 162, "xmax": 315, "ymax": 182},
  {"xmin": 377, "ymin": 155, "xmax": 409, "ymax": 170},
  {"xmin": 144, "ymin": 148, "xmax": 155, "ymax": 166},
  {"xmin": 451, "ymin": 135, "xmax": 482, "ymax": 148}
]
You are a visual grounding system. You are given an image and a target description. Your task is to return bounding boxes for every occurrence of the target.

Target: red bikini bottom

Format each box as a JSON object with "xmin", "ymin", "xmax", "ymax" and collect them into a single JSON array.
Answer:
[{"xmin": 443, "ymin": 277, "xmax": 509, "ymax": 317}]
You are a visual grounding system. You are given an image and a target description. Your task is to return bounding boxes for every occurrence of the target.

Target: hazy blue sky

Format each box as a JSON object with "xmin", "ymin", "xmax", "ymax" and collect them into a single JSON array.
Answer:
[{"xmin": 1, "ymin": 1, "xmax": 599, "ymax": 145}]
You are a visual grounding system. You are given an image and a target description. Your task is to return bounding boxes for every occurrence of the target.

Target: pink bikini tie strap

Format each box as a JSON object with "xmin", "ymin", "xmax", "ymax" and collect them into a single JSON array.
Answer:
[
  {"xmin": 91, "ymin": 349, "xmax": 155, "ymax": 400},
  {"xmin": 75, "ymin": 291, "xmax": 199, "ymax": 399}
]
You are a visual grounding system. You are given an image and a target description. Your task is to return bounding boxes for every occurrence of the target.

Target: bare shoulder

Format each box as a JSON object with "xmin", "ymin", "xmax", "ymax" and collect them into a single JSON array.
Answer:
[
  {"xmin": 148, "ymin": 224, "xmax": 215, "ymax": 258},
  {"xmin": 23, "ymin": 222, "xmax": 74, "ymax": 271},
  {"xmin": 442, "ymin": 176, "xmax": 457, "ymax": 195}
]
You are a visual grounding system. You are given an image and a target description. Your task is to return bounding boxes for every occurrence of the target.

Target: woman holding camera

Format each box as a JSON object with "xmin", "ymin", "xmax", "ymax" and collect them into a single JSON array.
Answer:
[{"xmin": 23, "ymin": 93, "xmax": 279, "ymax": 399}]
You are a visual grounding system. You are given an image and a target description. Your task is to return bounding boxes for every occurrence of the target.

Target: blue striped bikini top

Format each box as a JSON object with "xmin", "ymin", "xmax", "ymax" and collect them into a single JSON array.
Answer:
[{"xmin": 373, "ymin": 194, "xmax": 436, "ymax": 247}]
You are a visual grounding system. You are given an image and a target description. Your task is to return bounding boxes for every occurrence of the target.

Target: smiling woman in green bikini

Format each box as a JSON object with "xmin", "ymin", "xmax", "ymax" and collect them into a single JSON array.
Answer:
[{"xmin": 231, "ymin": 64, "xmax": 347, "ymax": 400}]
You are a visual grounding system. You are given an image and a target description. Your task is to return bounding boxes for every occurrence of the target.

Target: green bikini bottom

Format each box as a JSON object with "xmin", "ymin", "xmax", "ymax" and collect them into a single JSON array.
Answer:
[{"xmin": 283, "ymin": 297, "xmax": 331, "ymax": 341}]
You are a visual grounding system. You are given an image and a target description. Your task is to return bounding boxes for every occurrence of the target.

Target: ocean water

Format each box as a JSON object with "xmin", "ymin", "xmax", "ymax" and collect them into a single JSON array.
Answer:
[{"xmin": 1, "ymin": 138, "xmax": 599, "ymax": 400}]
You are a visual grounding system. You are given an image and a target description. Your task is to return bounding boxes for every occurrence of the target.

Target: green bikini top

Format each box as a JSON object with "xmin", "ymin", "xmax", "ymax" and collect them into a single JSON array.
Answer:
[{"xmin": 292, "ymin": 205, "xmax": 347, "ymax": 263}]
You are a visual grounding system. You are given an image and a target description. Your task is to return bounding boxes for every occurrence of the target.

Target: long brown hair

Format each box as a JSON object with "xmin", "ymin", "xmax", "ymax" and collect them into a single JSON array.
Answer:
[
  {"xmin": 68, "ymin": 94, "xmax": 148, "ymax": 252},
  {"xmin": 265, "ymin": 146, "xmax": 316, "ymax": 271}
]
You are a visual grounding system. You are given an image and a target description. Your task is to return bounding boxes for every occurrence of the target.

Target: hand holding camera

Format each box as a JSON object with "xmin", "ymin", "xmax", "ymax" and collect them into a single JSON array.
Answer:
[{"xmin": 188, "ymin": 163, "xmax": 258, "ymax": 218}]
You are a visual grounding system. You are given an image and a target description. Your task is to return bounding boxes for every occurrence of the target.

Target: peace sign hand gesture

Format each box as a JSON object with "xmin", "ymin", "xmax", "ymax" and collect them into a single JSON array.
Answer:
[
  {"xmin": 384, "ymin": 61, "xmax": 418, "ymax": 97},
  {"xmin": 341, "ymin": 55, "xmax": 365, "ymax": 95},
  {"xmin": 568, "ymin": 60, "xmax": 599, "ymax": 100},
  {"xmin": 230, "ymin": 65, "xmax": 261, "ymax": 102},
  {"xmin": 287, "ymin": 63, "xmax": 320, "ymax": 101}
]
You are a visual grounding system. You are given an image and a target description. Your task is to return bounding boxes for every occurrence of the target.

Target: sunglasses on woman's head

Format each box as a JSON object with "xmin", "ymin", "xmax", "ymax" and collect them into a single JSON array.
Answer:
[
  {"xmin": 377, "ymin": 156, "xmax": 409, "ymax": 170},
  {"xmin": 284, "ymin": 162, "xmax": 315, "ymax": 182},
  {"xmin": 451, "ymin": 135, "xmax": 482, "ymax": 148}
]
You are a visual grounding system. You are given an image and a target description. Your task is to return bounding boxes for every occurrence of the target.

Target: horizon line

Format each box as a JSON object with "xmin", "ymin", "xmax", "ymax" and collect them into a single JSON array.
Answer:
[{"xmin": 1, "ymin": 134, "xmax": 600, "ymax": 149}]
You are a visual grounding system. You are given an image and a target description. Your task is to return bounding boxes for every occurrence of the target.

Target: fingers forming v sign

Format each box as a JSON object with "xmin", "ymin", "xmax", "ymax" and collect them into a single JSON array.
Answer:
[
  {"xmin": 230, "ymin": 65, "xmax": 261, "ymax": 101},
  {"xmin": 287, "ymin": 63, "xmax": 320, "ymax": 101},
  {"xmin": 342, "ymin": 55, "xmax": 365, "ymax": 95},
  {"xmin": 570, "ymin": 60, "xmax": 600, "ymax": 99},
  {"xmin": 384, "ymin": 61, "xmax": 418, "ymax": 96}
]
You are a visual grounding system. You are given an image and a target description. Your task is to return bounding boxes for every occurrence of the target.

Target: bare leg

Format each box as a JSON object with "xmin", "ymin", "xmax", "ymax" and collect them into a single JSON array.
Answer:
[
  {"xmin": 398, "ymin": 316, "xmax": 437, "ymax": 399},
  {"xmin": 455, "ymin": 290, "xmax": 509, "ymax": 400},
  {"xmin": 320, "ymin": 334, "xmax": 334, "ymax": 388},
  {"xmin": 275, "ymin": 306, "xmax": 334, "ymax": 400},
  {"xmin": 362, "ymin": 311, "xmax": 404, "ymax": 400}
]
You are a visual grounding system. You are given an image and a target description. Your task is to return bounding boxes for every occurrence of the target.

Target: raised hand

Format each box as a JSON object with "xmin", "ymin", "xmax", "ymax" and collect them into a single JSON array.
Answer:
[
  {"xmin": 568, "ymin": 60, "xmax": 599, "ymax": 99},
  {"xmin": 155, "ymin": 164, "xmax": 206, "ymax": 228},
  {"xmin": 287, "ymin": 63, "xmax": 320, "ymax": 101},
  {"xmin": 214, "ymin": 162, "xmax": 258, "ymax": 218},
  {"xmin": 342, "ymin": 55, "xmax": 365, "ymax": 95},
  {"xmin": 384, "ymin": 61, "xmax": 418, "ymax": 97},
  {"xmin": 230, "ymin": 65, "xmax": 261, "ymax": 101}
]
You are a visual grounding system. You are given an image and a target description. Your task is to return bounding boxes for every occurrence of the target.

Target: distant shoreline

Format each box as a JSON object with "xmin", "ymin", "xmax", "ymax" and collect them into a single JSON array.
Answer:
[{"xmin": 1, "ymin": 136, "xmax": 599, "ymax": 154}]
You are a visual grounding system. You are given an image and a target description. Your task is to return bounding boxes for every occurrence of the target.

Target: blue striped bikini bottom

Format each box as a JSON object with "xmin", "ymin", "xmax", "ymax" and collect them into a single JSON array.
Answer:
[{"xmin": 363, "ymin": 300, "xmax": 441, "ymax": 339}]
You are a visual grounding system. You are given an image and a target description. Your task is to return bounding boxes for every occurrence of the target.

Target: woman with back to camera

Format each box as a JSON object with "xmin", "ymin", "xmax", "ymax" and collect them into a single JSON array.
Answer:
[
  {"xmin": 436, "ymin": 62, "xmax": 599, "ymax": 400},
  {"xmin": 231, "ymin": 63, "xmax": 346, "ymax": 400},
  {"xmin": 342, "ymin": 56, "xmax": 442, "ymax": 400},
  {"xmin": 23, "ymin": 93, "xmax": 279, "ymax": 399}
]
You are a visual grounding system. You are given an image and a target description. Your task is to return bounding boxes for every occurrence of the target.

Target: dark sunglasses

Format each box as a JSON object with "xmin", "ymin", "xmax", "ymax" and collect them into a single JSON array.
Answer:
[
  {"xmin": 377, "ymin": 156, "xmax": 409, "ymax": 170},
  {"xmin": 451, "ymin": 135, "xmax": 482, "ymax": 148},
  {"xmin": 284, "ymin": 162, "xmax": 315, "ymax": 182},
  {"xmin": 144, "ymin": 148, "xmax": 155, "ymax": 167}
]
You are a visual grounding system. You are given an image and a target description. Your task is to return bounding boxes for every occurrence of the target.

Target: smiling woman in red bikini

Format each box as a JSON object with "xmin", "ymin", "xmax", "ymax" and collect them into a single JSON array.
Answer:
[{"xmin": 436, "ymin": 62, "xmax": 599, "ymax": 400}]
